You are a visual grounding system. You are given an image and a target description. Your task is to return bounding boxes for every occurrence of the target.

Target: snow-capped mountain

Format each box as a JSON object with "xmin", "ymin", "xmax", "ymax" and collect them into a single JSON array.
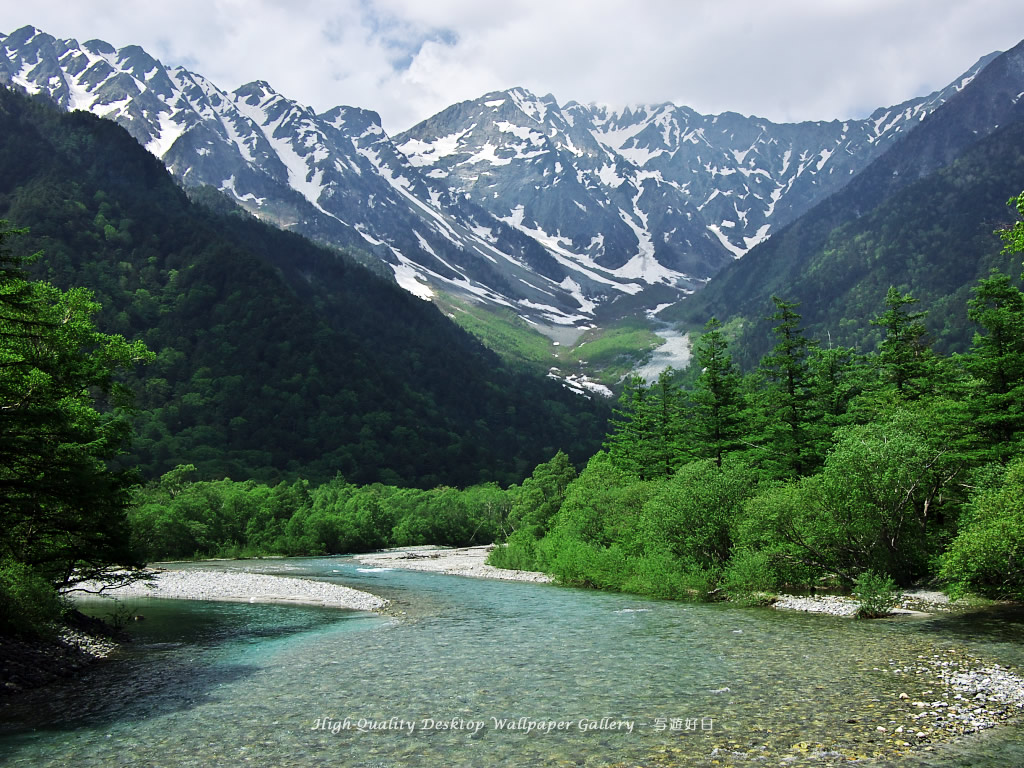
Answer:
[
  {"xmin": 395, "ymin": 67, "xmax": 992, "ymax": 284},
  {"xmin": 0, "ymin": 24, "xmax": 998, "ymax": 332}
]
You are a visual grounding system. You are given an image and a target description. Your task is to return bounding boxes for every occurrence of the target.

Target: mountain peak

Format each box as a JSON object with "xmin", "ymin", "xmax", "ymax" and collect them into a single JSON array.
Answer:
[
  {"xmin": 506, "ymin": 86, "xmax": 554, "ymax": 123},
  {"xmin": 82, "ymin": 37, "xmax": 116, "ymax": 57},
  {"xmin": 235, "ymin": 79, "xmax": 279, "ymax": 101},
  {"xmin": 2, "ymin": 25, "xmax": 44, "ymax": 47}
]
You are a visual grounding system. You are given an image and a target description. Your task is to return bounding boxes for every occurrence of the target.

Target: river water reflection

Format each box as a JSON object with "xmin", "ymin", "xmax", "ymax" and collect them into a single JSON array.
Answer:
[{"xmin": 1, "ymin": 558, "xmax": 1022, "ymax": 767}]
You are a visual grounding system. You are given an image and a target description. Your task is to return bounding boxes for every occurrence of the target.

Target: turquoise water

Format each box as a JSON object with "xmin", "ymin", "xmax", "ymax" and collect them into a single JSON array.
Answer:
[{"xmin": 1, "ymin": 558, "xmax": 1023, "ymax": 767}]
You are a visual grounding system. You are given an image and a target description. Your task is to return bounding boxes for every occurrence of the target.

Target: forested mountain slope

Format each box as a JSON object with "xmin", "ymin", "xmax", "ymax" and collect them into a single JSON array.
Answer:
[{"xmin": 0, "ymin": 87, "xmax": 608, "ymax": 486}]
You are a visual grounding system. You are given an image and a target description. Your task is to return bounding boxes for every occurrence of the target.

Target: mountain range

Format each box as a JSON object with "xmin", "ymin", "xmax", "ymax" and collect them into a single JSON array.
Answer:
[
  {"xmin": 0, "ymin": 24, "xmax": 1001, "ymax": 337},
  {"xmin": 667, "ymin": 36, "xmax": 1024, "ymax": 363}
]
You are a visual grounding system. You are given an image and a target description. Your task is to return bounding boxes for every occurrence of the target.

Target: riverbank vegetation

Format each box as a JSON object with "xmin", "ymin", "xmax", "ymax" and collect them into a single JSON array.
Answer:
[{"xmin": 0, "ymin": 226, "xmax": 152, "ymax": 638}]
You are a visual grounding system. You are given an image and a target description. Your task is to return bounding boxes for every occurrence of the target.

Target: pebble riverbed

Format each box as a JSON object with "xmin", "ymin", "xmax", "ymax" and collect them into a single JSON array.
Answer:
[
  {"xmin": 4, "ymin": 557, "xmax": 1024, "ymax": 767},
  {"xmin": 884, "ymin": 651, "xmax": 1024, "ymax": 739}
]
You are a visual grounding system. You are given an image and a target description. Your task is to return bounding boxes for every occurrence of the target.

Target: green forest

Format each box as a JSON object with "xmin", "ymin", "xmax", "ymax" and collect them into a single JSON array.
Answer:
[
  {"xmin": 0, "ymin": 87, "xmax": 606, "ymax": 639},
  {"xmin": 3, "ymin": 78, "xmax": 1024, "ymax": 640},
  {"xmin": 5, "ymin": 193, "xmax": 1024, "ymax": 637},
  {"xmin": 0, "ymin": 88, "xmax": 608, "ymax": 490}
]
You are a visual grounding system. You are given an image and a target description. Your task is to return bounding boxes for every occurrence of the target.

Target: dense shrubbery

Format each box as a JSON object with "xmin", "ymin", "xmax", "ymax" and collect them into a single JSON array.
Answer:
[
  {"xmin": 940, "ymin": 457, "xmax": 1024, "ymax": 600},
  {"xmin": 126, "ymin": 456, "xmax": 577, "ymax": 560}
]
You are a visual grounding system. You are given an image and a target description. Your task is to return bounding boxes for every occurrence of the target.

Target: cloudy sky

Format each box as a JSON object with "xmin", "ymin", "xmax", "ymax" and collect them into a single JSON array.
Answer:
[{"xmin": 3, "ymin": 1, "xmax": 1024, "ymax": 134}]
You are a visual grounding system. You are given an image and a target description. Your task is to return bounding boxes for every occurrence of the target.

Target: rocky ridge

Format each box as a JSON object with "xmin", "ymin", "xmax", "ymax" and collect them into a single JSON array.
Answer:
[{"xmin": 0, "ymin": 24, "xmax": 1000, "ymax": 332}]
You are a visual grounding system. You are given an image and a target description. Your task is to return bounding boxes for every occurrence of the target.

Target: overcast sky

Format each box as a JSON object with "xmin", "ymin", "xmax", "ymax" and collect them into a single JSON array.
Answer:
[{"xmin": 3, "ymin": 1, "xmax": 1024, "ymax": 134}]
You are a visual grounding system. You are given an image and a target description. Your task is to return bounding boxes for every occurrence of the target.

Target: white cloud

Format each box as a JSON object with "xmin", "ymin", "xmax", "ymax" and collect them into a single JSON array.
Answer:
[{"xmin": 2, "ymin": 0, "xmax": 1023, "ymax": 133}]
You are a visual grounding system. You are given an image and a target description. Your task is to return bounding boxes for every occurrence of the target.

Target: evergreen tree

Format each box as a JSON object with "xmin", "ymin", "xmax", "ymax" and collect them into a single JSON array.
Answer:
[
  {"xmin": 605, "ymin": 371, "xmax": 683, "ymax": 480},
  {"xmin": 689, "ymin": 318, "xmax": 744, "ymax": 466},
  {"xmin": 650, "ymin": 368, "xmax": 685, "ymax": 478},
  {"xmin": 805, "ymin": 345, "xmax": 864, "ymax": 466},
  {"xmin": 871, "ymin": 287, "xmax": 935, "ymax": 399},
  {"xmin": 757, "ymin": 297, "xmax": 816, "ymax": 477},
  {"xmin": 605, "ymin": 375, "xmax": 652, "ymax": 478},
  {"xmin": 965, "ymin": 270, "xmax": 1024, "ymax": 461}
]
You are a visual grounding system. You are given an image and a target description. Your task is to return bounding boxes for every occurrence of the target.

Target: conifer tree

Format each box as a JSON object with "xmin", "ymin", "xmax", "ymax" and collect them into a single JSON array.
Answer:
[
  {"xmin": 690, "ymin": 318, "xmax": 744, "ymax": 467},
  {"xmin": 805, "ymin": 345, "xmax": 864, "ymax": 466},
  {"xmin": 650, "ymin": 367, "xmax": 685, "ymax": 478},
  {"xmin": 605, "ymin": 370, "xmax": 683, "ymax": 480},
  {"xmin": 966, "ymin": 271, "xmax": 1024, "ymax": 461},
  {"xmin": 757, "ymin": 297, "xmax": 816, "ymax": 477},
  {"xmin": 605, "ymin": 375, "xmax": 654, "ymax": 478},
  {"xmin": 871, "ymin": 287, "xmax": 934, "ymax": 398}
]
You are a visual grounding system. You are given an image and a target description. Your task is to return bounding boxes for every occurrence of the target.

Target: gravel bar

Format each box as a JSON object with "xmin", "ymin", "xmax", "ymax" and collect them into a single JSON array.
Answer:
[
  {"xmin": 353, "ymin": 545, "xmax": 552, "ymax": 583},
  {"xmin": 881, "ymin": 650, "xmax": 1024, "ymax": 742},
  {"xmin": 79, "ymin": 568, "xmax": 389, "ymax": 612}
]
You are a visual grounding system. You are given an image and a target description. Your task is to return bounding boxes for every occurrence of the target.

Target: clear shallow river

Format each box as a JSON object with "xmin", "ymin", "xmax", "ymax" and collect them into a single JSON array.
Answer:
[{"xmin": 1, "ymin": 558, "xmax": 1023, "ymax": 768}]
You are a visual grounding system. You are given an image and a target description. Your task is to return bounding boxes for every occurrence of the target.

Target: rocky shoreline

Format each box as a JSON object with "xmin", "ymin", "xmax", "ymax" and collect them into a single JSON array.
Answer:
[
  {"xmin": 364, "ymin": 547, "xmax": 1024, "ymax": 750},
  {"xmin": 1, "ymin": 612, "xmax": 119, "ymax": 697},
  {"xmin": 772, "ymin": 588, "xmax": 968, "ymax": 617},
  {"xmin": 352, "ymin": 548, "xmax": 959, "ymax": 619},
  {"xmin": 3, "ymin": 567, "xmax": 389, "ymax": 699},
  {"xmin": 885, "ymin": 651, "xmax": 1024, "ymax": 739}
]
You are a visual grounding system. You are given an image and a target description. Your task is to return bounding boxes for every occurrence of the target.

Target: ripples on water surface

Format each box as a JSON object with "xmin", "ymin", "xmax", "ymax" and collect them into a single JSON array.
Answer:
[{"xmin": 1, "ymin": 558, "xmax": 1022, "ymax": 767}]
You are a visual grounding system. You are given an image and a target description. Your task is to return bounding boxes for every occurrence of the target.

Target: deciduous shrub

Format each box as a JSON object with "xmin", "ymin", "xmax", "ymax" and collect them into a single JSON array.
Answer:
[
  {"xmin": 0, "ymin": 558, "xmax": 65, "ymax": 638},
  {"xmin": 854, "ymin": 570, "xmax": 902, "ymax": 618},
  {"xmin": 941, "ymin": 458, "xmax": 1024, "ymax": 599}
]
